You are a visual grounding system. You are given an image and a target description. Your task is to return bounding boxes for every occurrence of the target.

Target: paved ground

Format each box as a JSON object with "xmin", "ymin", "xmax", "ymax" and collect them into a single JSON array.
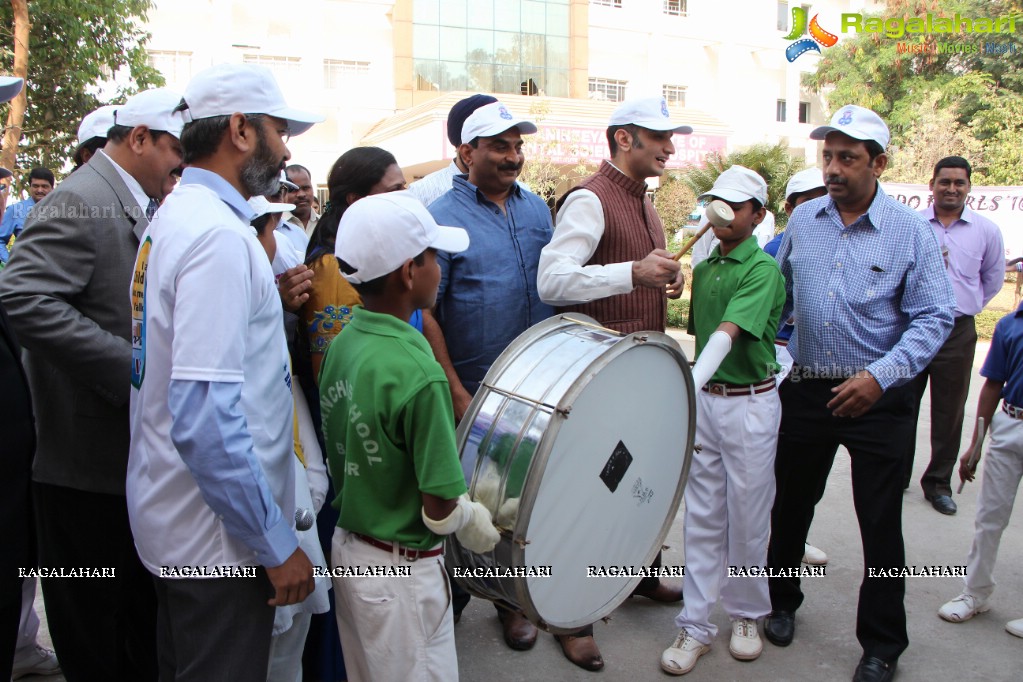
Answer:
[{"xmin": 26, "ymin": 333, "xmax": 1022, "ymax": 681}]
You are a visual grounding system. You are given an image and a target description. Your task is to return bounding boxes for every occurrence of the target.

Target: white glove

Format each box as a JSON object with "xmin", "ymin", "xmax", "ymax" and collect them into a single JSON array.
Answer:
[
  {"xmin": 495, "ymin": 497, "xmax": 520, "ymax": 528},
  {"xmin": 421, "ymin": 494, "xmax": 501, "ymax": 553},
  {"xmin": 472, "ymin": 464, "xmax": 503, "ymax": 515},
  {"xmin": 774, "ymin": 343, "xmax": 794, "ymax": 386},
  {"xmin": 455, "ymin": 499, "xmax": 501, "ymax": 553},
  {"xmin": 691, "ymin": 330, "xmax": 732, "ymax": 390}
]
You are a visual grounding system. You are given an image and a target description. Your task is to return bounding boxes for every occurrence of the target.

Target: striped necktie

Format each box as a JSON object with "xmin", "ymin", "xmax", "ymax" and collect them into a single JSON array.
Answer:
[{"xmin": 146, "ymin": 198, "xmax": 158, "ymax": 221}]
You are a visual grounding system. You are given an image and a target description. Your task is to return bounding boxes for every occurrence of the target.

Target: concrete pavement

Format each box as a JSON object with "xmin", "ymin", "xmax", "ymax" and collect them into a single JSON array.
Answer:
[{"xmin": 26, "ymin": 334, "xmax": 1021, "ymax": 681}]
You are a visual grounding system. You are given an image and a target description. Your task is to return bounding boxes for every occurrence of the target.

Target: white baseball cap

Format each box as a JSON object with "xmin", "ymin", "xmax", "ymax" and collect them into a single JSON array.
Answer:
[
  {"xmin": 279, "ymin": 170, "xmax": 299, "ymax": 191},
  {"xmin": 699, "ymin": 165, "xmax": 768, "ymax": 205},
  {"xmin": 609, "ymin": 97, "xmax": 693, "ymax": 134},
  {"xmin": 114, "ymin": 88, "xmax": 186, "ymax": 138},
  {"xmin": 248, "ymin": 195, "xmax": 296, "ymax": 218},
  {"xmin": 461, "ymin": 102, "xmax": 537, "ymax": 144},
  {"xmin": 182, "ymin": 63, "xmax": 324, "ymax": 136},
  {"xmin": 0, "ymin": 76, "xmax": 23, "ymax": 104},
  {"xmin": 77, "ymin": 105, "xmax": 119, "ymax": 144},
  {"xmin": 785, "ymin": 167, "xmax": 826, "ymax": 200},
  {"xmin": 810, "ymin": 104, "xmax": 890, "ymax": 149},
  {"xmin": 335, "ymin": 191, "xmax": 469, "ymax": 284}
]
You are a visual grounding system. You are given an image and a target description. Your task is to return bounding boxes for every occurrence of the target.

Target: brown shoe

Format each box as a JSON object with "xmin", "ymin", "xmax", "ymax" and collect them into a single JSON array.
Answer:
[
  {"xmin": 555, "ymin": 633, "xmax": 605, "ymax": 671},
  {"xmin": 631, "ymin": 580, "xmax": 684, "ymax": 603},
  {"xmin": 497, "ymin": 609, "xmax": 537, "ymax": 650}
]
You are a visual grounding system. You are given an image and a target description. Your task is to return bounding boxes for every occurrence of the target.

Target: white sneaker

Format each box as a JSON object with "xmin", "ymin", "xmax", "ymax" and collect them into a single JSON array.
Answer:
[
  {"xmin": 802, "ymin": 542, "xmax": 828, "ymax": 565},
  {"xmin": 12, "ymin": 645, "xmax": 61, "ymax": 679},
  {"xmin": 729, "ymin": 617, "xmax": 763, "ymax": 661},
  {"xmin": 661, "ymin": 628, "xmax": 710, "ymax": 676},
  {"xmin": 1006, "ymin": 618, "xmax": 1023, "ymax": 638},
  {"xmin": 938, "ymin": 593, "xmax": 990, "ymax": 623}
]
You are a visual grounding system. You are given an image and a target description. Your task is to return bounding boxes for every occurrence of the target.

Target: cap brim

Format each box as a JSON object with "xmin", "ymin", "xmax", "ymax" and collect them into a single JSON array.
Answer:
[
  {"xmin": 698, "ymin": 188, "xmax": 757, "ymax": 203},
  {"xmin": 0, "ymin": 77, "xmax": 24, "ymax": 104},
  {"xmin": 266, "ymin": 201, "xmax": 296, "ymax": 213},
  {"xmin": 809, "ymin": 124, "xmax": 876, "ymax": 142},
  {"xmin": 272, "ymin": 107, "xmax": 326, "ymax": 136},
  {"xmin": 430, "ymin": 225, "xmax": 470, "ymax": 254},
  {"xmin": 636, "ymin": 120, "xmax": 694, "ymax": 134},
  {"xmin": 467, "ymin": 119, "xmax": 538, "ymax": 142},
  {"xmin": 0, "ymin": 167, "xmax": 12, "ymax": 179}
]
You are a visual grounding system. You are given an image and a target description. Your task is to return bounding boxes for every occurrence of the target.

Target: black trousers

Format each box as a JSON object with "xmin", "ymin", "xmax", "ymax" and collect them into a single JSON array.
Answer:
[
  {"xmin": 905, "ymin": 315, "xmax": 978, "ymax": 496},
  {"xmin": 155, "ymin": 571, "xmax": 275, "ymax": 682},
  {"xmin": 767, "ymin": 378, "xmax": 914, "ymax": 662},
  {"xmin": 33, "ymin": 482, "xmax": 158, "ymax": 682}
]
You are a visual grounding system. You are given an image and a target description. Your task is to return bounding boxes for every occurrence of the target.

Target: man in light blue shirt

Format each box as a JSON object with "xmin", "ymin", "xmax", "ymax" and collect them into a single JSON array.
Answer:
[
  {"xmin": 0, "ymin": 168, "xmax": 54, "ymax": 263},
  {"xmin": 765, "ymin": 105, "xmax": 954, "ymax": 682}
]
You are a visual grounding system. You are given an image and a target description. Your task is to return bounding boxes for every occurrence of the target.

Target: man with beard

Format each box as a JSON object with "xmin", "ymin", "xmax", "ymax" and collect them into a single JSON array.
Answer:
[
  {"xmin": 423, "ymin": 100, "xmax": 553, "ymax": 655},
  {"xmin": 765, "ymin": 105, "xmax": 954, "ymax": 682},
  {"xmin": 904, "ymin": 156, "xmax": 1004, "ymax": 514},
  {"xmin": 125, "ymin": 63, "xmax": 323, "ymax": 679},
  {"xmin": 0, "ymin": 87, "xmax": 186, "ymax": 681}
]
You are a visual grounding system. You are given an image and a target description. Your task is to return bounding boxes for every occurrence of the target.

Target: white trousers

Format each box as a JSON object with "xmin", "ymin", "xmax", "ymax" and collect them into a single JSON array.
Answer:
[
  {"xmin": 331, "ymin": 528, "xmax": 457, "ymax": 682},
  {"xmin": 962, "ymin": 410, "xmax": 1023, "ymax": 601},
  {"xmin": 14, "ymin": 578, "xmax": 40, "ymax": 658},
  {"xmin": 674, "ymin": 388, "xmax": 781, "ymax": 644}
]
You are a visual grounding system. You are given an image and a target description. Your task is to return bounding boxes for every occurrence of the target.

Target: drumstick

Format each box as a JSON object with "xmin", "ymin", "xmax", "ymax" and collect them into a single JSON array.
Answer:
[{"xmin": 672, "ymin": 200, "xmax": 734, "ymax": 261}]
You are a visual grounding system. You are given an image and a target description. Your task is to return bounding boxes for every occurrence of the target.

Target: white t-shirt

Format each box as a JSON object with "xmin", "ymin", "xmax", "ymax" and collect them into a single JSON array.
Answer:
[{"xmin": 127, "ymin": 182, "xmax": 295, "ymax": 573}]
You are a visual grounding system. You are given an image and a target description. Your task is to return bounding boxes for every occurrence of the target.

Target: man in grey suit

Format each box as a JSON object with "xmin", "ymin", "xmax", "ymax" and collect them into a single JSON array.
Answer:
[{"xmin": 0, "ymin": 88, "xmax": 185, "ymax": 682}]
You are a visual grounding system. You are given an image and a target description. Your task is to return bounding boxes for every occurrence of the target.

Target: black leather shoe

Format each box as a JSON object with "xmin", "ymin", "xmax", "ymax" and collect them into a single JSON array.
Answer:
[
  {"xmin": 852, "ymin": 655, "xmax": 896, "ymax": 682},
  {"xmin": 631, "ymin": 579, "xmax": 684, "ymax": 603},
  {"xmin": 925, "ymin": 493, "xmax": 957, "ymax": 515},
  {"xmin": 764, "ymin": 610, "xmax": 795, "ymax": 646},
  {"xmin": 497, "ymin": 609, "xmax": 537, "ymax": 651}
]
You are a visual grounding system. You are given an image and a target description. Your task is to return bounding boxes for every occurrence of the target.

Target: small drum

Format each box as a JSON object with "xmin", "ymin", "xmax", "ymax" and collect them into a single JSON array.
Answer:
[{"xmin": 447, "ymin": 314, "xmax": 695, "ymax": 632}]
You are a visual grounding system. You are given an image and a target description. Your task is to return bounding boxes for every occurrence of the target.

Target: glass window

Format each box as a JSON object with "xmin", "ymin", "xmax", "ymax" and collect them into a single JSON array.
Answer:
[
  {"xmin": 494, "ymin": 1, "xmax": 520, "ymax": 31},
  {"xmin": 522, "ymin": 0, "xmax": 546, "ymax": 33},
  {"xmin": 799, "ymin": 101, "xmax": 810, "ymax": 123},
  {"xmin": 242, "ymin": 54, "xmax": 301, "ymax": 78},
  {"xmin": 663, "ymin": 84, "xmax": 686, "ymax": 105},
  {"xmin": 439, "ymin": 60, "xmax": 468, "ymax": 90},
  {"xmin": 494, "ymin": 64, "xmax": 523, "ymax": 94},
  {"xmin": 520, "ymin": 34, "xmax": 546, "ymax": 68},
  {"xmin": 414, "ymin": 24, "xmax": 440, "ymax": 61},
  {"xmin": 439, "ymin": 26, "xmax": 468, "ymax": 62},
  {"xmin": 591, "ymin": 0, "xmax": 623, "ymax": 7},
  {"xmin": 663, "ymin": 0, "xmax": 687, "ymax": 16},
  {"xmin": 776, "ymin": 99, "xmax": 787, "ymax": 122},
  {"xmin": 494, "ymin": 30, "xmax": 520, "ymax": 61},
  {"xmin": 323, "ymin": 59, "xmax": 370, "ymax": 89},
  {"xmin": 546, "ymin": 3, "xmax": 570, "ymax": 36},
  {"xmin": 414, "ymin": 0, "xmax": 440, "ymax": 24},
  {"xmin": 546, "ymin": 40, "xmax": 569, "ymax": 70},
  {"xmin": 467, "ymin": 62, "xmax": 495, "ymax": 91},
  {"xmin": 545, "ymin": 69, "xmax": 570, "ymax": 98},
  {"xmin": 467, "ymin": 29, "xmax": 494, "ymax": 61},
  {"xmin": 467, "ymin": 0, "xmax": 495, "ymax": 29},
  {"xmin": 439, "ymin": 0, "xmax": 467, "ymax": 27},
  {"xmin": 589, "ymin": 77, "xmax": 628, "ymax": 102}
]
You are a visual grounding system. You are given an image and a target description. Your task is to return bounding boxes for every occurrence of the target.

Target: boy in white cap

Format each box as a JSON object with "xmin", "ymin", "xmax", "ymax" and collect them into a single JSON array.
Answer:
[
  {"xmin": 537, "ymin": 95, "xmax": 688, "ymax": 670},
  {"xmin": 73, "ymin": 104, "xmax": 119, "ymax": 168},
  {"xmin": 125, "ymin": 64, "xmax": 324, "ymax": 679},
  {"xmin": 0, "ymin": 84, "xmax": 187, "ymax": 681},
  {"xmin": 321, "ymin": 191, "xmax": 498, "ymax": 682},
  {"xmin": 661, "ymin": 165, "xmax": 785, "ymax": 675}
]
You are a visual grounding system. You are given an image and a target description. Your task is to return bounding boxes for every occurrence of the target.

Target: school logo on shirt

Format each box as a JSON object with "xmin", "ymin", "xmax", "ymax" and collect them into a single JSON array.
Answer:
[{"xmin": 130, "ymin": 237, "xmax": 151, "ymax": 388}]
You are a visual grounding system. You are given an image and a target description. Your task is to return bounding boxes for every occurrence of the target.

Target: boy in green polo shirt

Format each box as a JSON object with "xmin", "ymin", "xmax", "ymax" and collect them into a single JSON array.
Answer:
[
  {"xmin": 661, "ymin": 166, "xmax": 785, "ymax": 676},
  {"xmin": 319, "ymin": 191, "xmax": 499, "ymax": 682}
]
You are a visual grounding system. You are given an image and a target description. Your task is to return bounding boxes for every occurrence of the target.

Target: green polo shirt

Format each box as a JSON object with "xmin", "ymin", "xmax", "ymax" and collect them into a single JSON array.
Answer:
[
  {"xmin": 319, "ymin": 306, "xmax": 468, "ymax": 549},
  {"xmin": 687, "ymin": 236, "xmax": 785, "ymax": 385}
]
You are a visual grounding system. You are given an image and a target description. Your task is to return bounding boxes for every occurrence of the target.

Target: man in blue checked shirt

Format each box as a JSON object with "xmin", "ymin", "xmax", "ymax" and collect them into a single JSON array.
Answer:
[{"xmin": 763, "ymin": 105, "xmax": 955, "ymax": 682}]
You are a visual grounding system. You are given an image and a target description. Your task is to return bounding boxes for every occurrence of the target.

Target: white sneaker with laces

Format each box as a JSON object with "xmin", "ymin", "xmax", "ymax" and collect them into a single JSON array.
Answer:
[
  {"xmin": 802, "ymin": 542, "xmax": 828, "ymax": 566},
  {"xmin": 661, "ymin": 628, "xmax": 710, "ymax": 676},
  {"xmin": 1006, "ymin": 618, "xmax": 1023, "ymax": 638},
  {"xmin": 938, "ymin": 593, "xmax": 990, "ymax": 623},
  {"xmin": 12, "ymin": 645, "xmax": 61, "ymax": 680},
  {"xmin": 729, "ymin": 617, "xmax": 763, "ymax": 661}
]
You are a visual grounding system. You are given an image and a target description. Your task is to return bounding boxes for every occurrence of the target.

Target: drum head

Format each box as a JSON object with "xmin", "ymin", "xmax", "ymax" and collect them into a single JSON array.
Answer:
[{"xmin": 520, "ymin": 338, "xmax": 691, "ymax": 629}]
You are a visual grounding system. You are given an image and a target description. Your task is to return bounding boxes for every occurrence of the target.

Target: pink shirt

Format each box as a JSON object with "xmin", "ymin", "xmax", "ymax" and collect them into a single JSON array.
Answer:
[{"xmin": 920, "ymin": 205, "xmax": 1004, "ymax": 317}]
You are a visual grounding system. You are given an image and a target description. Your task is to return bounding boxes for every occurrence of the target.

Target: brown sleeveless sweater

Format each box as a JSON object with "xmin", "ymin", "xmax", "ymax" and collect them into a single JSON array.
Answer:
[{"xmin": 555, "ymin": 161, "xmax": 667, "ymax": 333}]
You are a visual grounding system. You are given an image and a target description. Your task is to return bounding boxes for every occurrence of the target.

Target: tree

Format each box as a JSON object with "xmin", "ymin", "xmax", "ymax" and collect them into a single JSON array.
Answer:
[
  {"xmin": 653, "ymin": 174, "xmax": 696, "ymax": 240},
  {"xmin": 806, "ymin": 0, "xmax": 1023, "ymax": 184},
  {"xmin": 0, "ymin": 0, "xmax": 164, "ymax": 185},
  {"xmin": 518, "ymin": 99, "xmax": 594, "ymax": 206}
]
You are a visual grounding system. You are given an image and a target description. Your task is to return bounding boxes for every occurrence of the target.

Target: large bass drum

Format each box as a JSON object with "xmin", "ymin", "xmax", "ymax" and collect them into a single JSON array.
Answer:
[{"xmin": 447, "ymin": 314, "xmax": 695, "ymax": 633}]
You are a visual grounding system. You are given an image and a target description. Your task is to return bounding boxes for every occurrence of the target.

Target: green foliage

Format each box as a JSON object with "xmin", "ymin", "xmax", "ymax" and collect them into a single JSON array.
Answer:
[
  {"xmin": 670, "ymin": 143, "xmax": 806, "ymax": 227},
  {"xmin": 0, "ymin": 0, "xmax": 164, "ymax": 179},
  {"xmin": 667, "ymin": 296, "xmax": 689, "ymax": 329},
  {"xmin": 653, "ymin": 174, "xmax": 696, "ymax": 239},
  {"xmin": 806, "ymin": 0, "xmax": 1023, "ymax": 184}
]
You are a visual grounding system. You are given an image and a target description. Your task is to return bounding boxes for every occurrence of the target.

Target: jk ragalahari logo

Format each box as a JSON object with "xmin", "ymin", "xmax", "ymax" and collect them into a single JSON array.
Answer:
[{"xmin": 783, "ymin": 6, "xmax": 839, "ymax": 62}]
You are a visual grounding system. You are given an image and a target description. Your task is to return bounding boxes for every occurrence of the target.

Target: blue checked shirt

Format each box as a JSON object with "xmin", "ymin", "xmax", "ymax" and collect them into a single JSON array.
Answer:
[{"xmin": 776, "ymin": 184, "xmax": 955, "ymax": 390}]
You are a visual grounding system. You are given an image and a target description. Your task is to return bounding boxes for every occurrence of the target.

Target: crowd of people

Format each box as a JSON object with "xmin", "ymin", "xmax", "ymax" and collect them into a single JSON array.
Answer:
[{"xmin": 1, "ymin": 62, "xmax": 1021, "ymax": 682}]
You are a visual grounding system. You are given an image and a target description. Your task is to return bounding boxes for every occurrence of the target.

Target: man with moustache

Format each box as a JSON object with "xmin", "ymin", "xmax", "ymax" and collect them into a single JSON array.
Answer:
[
  {"xmin": 765, "ymin": 105, "xmax": 955, "ymax": 682},
  {"xmin": 423, "ymin": 100, "xmax": 553, "ymax": 654},
  {"xmin": 126, "ymin": 64, "xmax": 323, "ymax": 679},
  {"xmin": 537, "ymin": 96, "xmax": 686, "ymax": 671},
  {"xmin": 0, "ymin": 87, "xmax": 186, "ymax": 681},
  {"xmin": 904, "ymin": 156, "xmax": 1004, "ymax": 515},
  {"xmin": 284, "ymin": 163, "xmax": 319, "ymax": 236}
]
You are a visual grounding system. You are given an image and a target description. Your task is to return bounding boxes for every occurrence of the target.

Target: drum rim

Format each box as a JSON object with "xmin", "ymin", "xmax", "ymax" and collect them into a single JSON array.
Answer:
[{"xmin": 451, "ymin": 314, "xmax": 697, "ymax": 632}]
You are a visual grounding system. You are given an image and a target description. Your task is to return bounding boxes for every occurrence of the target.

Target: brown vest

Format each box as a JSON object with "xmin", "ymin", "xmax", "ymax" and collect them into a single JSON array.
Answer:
[{"xmin": 556, "ymin": 161, "xmax": 667, "ymax": 333}]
